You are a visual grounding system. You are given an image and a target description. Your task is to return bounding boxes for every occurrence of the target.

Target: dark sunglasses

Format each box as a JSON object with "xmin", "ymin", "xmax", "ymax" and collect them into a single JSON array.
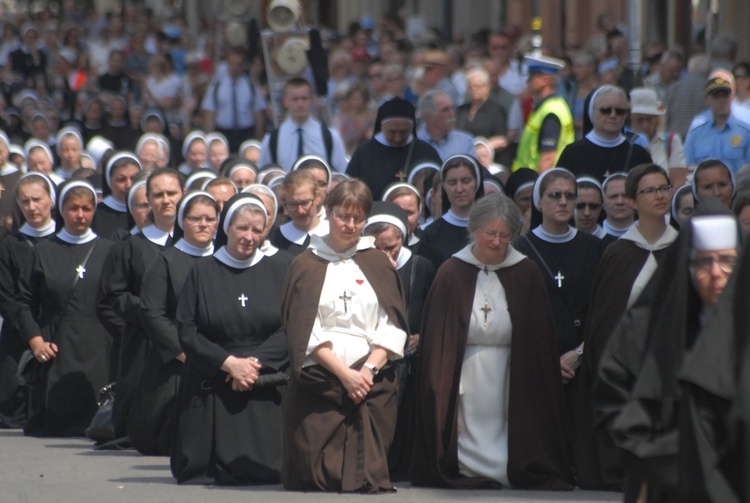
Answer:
[
  {"xmin": 546, "ymin": 191, "xmax": 577, "ymax": 201},
  {"xmin": 575, "ymin": 202, "xmax": 601, "ymax": 210},
  {"xmin": 599, "ymin": 107, "xmax": 628, "ymax": 116}
]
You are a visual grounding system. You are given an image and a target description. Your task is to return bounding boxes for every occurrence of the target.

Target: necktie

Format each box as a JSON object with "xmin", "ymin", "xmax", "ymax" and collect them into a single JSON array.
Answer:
[
  {"xmin": 232, "ymin": 80, "xmax": 238, "ymax": 129},
  {"xmin": 297, "ymin": 127, "xmax": 304, "ymax": 159}
]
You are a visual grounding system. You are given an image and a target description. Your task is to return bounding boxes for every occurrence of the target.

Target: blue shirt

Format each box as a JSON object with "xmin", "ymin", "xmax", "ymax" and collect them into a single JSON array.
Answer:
[
  {"xmin": 683, "ymin": 115, "xmax": 750, "ymax": 173},
  {"xmin": 416, "ymin": 128, "xmax": 475, "ymax": 161}
]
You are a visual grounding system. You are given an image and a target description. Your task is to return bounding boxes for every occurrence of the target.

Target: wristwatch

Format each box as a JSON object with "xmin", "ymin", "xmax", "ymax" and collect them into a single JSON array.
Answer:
[
  {"xmin": 575, "ymin": 346, "xmax": 584, "ymax": 359},
  {"xmin": 363, "ymin": 362, "xmax": 379, "ymax": 376}
]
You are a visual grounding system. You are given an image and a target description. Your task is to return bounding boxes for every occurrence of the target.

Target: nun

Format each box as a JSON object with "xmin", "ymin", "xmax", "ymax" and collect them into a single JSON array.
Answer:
[
  {"xmin": 0, "ymin": 173, "xmax": 57, "ymax": 428},
  {"xmin": 502, "ymin": 167, "xmax": 538, "ymax": 235},
  {"xmin": 691, "ymin": 159, "xmax": 735, "ymax": 208},
  {"xmin": 130, "ymin": 192, "xmax": 219, "ymax": 455},
  {"xmin": 54, "ymin": 127, "xmax": 84, "ymax": 180},
  {"xmin": 346, "ymin": 96, "xmax": 442, "ymax": 200},
  {"xmin": 221, "ymin": 157, "xmax": 258, "ymax": 191},
  {"xmin": 178, "ymin": 130, "xmax": 207, "ymax": 176},
  {"xmin": 271, "ymin": 169, "xmax": 329, "ymax": 257},
  {"xmin": 17, "ymin": 179, "xmax": 114, "ymax": 436},
  {"xmin": 90, "ymin": 152, "xmax": 142, "ymax": 239},
  {"xmin": 98, "ymin": 168, "xmax": 184, "ymax": 442},
  {"xmin": 420, "ymin": 154, "xmax": 485, "ymax": 265},
  {"xmin": 574, "ymin": 164, "xmax": 678, "ymax": 489},
  {"xmin": 0, "ymin": 131, "xmax": 22, "ymax": 241},
  {"xmin": 594, "ymin": 199, "xmax": 740, "ymax": 501},
  {"xmin": 172, "ymin": 193, "xmax": 289, "ymax": 484},
  {"xmin": 574, "ymin": 176, "xmax": 606, "ymax": 238},
  {"xmin": 514, "ymin": 167, "xmax": 603, "ymax": 452},
  {"xmin": 363, "ymin": 201, "xmax": 435, "ymax": 478}
]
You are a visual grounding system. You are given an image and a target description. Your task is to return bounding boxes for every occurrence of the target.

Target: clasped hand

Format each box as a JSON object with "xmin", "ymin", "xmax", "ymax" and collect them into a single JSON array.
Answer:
[
  {"xmin": 222, "ymin": 355, "xmax": 261, "ymax": 392},
  {"xmin": 341, "ymin": 367, "xmax": 373, "ymax": 405}
]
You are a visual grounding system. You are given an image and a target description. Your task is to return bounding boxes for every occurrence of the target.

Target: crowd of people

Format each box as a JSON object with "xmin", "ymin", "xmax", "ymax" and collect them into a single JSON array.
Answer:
[{"xmin": 1, "ymin": 3, "xmax": 750, "ymax": 500}]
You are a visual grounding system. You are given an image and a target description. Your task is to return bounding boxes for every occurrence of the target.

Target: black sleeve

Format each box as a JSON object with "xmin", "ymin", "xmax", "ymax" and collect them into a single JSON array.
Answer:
[
  {"xmin": 141, "ymin": 255, "xmax": 182, "ymax": 364},
  {"xmin": 538, "ymin": 114, "xmax": 562, "ymax": 153}
]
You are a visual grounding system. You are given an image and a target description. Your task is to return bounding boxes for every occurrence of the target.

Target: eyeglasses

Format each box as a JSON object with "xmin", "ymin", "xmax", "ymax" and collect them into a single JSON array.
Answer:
[
  {"xmin": 185, "ymin": 215, "xmax": 218, "ymax": 225},
  {"xmin": 546, "ymin": 191, "xmax": 577, "ymax": 202},
  {"xmin": 599, "ymin": 107, "xmax": 629, "ymax": 116},
  {"xmin": 691, "ymin": 255, "xmax": 737, "ymax": 275},
  {"xmin": 282, "ymin": 198, "xmax": 314, "ymax": 211},
  {"xmin": 575, "ymin": 202, "xmax": 602, "ymax": 210},
  {"xmin": 330, "ymin": 209, "xmax": 367, "ymax": 225},
  {"xmin": 637, "ymin": 184, "xmax": 672, "ymax": 197},
  {"xmin": 479, "ymin": 229, "xmax": 512, "ymax": 242}
]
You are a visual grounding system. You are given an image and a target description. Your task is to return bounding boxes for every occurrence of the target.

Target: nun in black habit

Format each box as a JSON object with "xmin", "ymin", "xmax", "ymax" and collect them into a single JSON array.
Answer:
[
  {"xmin": 90, "ymin": 152, "xmax": 142, "ymax": 240},
  {"xmin": 363, "ymin": 201, "xmax": 435, "ymax": 479},
  {"xmin": 128, "ymin": 191, "xmax": 219, "ymax": 455},
  {"xmin": 98, "ymin": 168, "xmax": 184, "ymax": 442},
  {"xmin": 17, "ymin": 179, "xmax": 114, "ymax": 436},
  {"xmin": 172, "ymin": 193, "xmax": 289, "ymax": 485},
  {"xmin": 346, "ymin": 96, "xmax": 442, "ymax": 201},
  {"xmin": 0, "ymin": 173, "xmax": 57, "ymax": 428},
  {"xmin": 420, "ymin": 154, "xmax": 485, "ymax": 265},
  {"xmin": 593, "ymin": 199, "xmax": 740, "ymax": 501}
]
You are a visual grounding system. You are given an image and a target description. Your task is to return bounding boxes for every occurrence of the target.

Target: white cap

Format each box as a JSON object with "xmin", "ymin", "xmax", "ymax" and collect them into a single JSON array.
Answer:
[{"xmin": 691, "ymin": 215, "xmax": 738, "ymax": 252}]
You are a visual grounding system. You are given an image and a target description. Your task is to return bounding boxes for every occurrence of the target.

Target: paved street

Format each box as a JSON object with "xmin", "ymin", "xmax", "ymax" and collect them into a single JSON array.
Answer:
[{"xmin": 0, "ymin": 430, "xmax": 621, "ymax": 503}]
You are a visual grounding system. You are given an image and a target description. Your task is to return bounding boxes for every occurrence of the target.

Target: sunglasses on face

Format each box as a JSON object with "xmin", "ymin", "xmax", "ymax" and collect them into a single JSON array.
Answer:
[
  {"xmin": 599, "ymin": 107, "xmax": 628, "ymax": 116},
  {"xmin": 546, "ymin": 191, "xmax": 577, "ymax": 201}
]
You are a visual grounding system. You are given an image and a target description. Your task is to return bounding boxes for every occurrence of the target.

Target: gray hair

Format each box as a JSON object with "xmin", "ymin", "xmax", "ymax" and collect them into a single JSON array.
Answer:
[
  {"xmin": 467, "ymin": 193, "xmax": 522, "ymax": 242},
  {"xmin": 465, "ymin": 67, "xmax": 490, "ymax": 86},
  {"xmin": 417, "ymin": 90, "xmax": 450, "ymax": 120},
  {"xmin": 687, "ymin": 54, "xmax": 711, "ymax": 76}
]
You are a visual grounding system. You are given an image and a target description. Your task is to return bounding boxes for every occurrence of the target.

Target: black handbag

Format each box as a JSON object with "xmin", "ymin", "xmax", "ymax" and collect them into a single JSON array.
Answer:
[{"xmin": 85, "ymin": 383, "xmax": 116, "ymax": 442}]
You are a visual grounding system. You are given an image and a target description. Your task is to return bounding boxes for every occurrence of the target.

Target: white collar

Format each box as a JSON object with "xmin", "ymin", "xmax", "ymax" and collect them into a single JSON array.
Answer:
[
  {"xmin": 141, "ymin": 224, "xmax": 171, "ymax": 246},
  {"xmin": 453, "ymin": 243, "xmax": 526, "ymax": 270},
  {"xmin": 620, "ymin": 223, "xmax": 678, "ymax": 252},
  {"xmin": 441, "ymin": 209, "xmax": 469, "ymax": 228},
  {"xmin": 0, "ymin": 163, "xmax": 19, "ymax": 176},
  {"xmin": 309, "ymin": 234, "xmax": 375, "ymax": 262},
  {"xmin": 130, "ymin": 226, "xmax": 140, "ymax": 235},
  {"xmin": 408, "ymin": 233, "xmax": 420, "ymax": 246},
  {"xmin": 174, "ymin": 238, "xmax": 214, "ymax": 257},
  {"xmin": 374, "ymin": 132, "xmax": 414, "ymax": 147},
  {"xmin": 395, "ymin": 245, "xmax": 412, "ymax": 270},
  {"xmin": 592, "ymin": 225, "xmax": 608, "ymax": 239},
  {"xmin": 280, "ymin": 219, "xmax": 329, "ymax": 245},
  {"xmin": 49, "ymin": 172, "xmax": 64, "ymax": 185},
  {"xmin": 603, "ymin": 219, "xmax": 633, "ymax": 237},
  {"xmin": 19, "ymin": 220, "xmax": 56, "ymax": 238},
  {"xmin": 585, "ymin": 131, "xmax": 626, "ymax": 148},
  {"xmin": 102, "ymin": 195, "xmax": 127, "ymax": 212},
  {"xmin": 213, "ymin": 245, "xmax": 264, "ymax": 269},
  {"xmin": 57, "ymin": 227, "xmax": 97, "ymax": 244},
  {"xmin": 260, "ymin": 240, "xmax": 279, "ymax": 256},
  {"xmin": 532, "ymin": 225, "xmax": 577, "ymax": 243}
]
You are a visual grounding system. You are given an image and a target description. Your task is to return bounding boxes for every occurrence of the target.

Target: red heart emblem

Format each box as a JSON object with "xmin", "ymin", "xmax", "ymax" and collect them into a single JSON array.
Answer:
[{"xmin": 356, "ymin": 279, "xmax": 364, "ymax": 285}]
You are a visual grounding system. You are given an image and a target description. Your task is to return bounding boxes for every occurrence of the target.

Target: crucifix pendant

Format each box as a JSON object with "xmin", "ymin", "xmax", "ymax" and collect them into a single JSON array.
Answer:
[
  {"xmin": 75, "ymin": 264, "xmax": 86, "ymax": 279},
  {"xmin": 238, "ymin": 293, "xmax": 248, "ymax": 307},
  {"xmin": 395, "ymin": 170, "xmax": 406, "ymax": 182},
  {"xmin": 480, "ymin": 302, "xmax": 492, "ymax": 327},
  {"xmin": 554, "ymin": 271, "xmax": 564, "ymax": 288},
  {"xmin": 339, "ymin": 291, "xmax": 351, "ymax": 314}
]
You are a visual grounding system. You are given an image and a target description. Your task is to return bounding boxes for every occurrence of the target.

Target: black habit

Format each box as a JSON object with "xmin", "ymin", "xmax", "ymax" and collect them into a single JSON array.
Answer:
[
  {"xmin": 557, "ymin": 138, "xmax": 652, "ymax": 182},
  {"xmin": 17, "ymin": 236, "xmax": 114, "ymax": 436},
  {"xmin": 172, "ymin": 252, "xmax": 289, "ymax": 485}
]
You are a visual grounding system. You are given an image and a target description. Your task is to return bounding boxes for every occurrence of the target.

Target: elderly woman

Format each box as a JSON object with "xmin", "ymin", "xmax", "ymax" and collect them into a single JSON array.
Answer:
[
  {"xmin": 594, "ymin": 199, "xmax": 740, "ymax": 501},
  {"xmin": 410, "ymin": 193, "xmax": 571, "ymax": 489},
  {"xmin": 281, "ymin": 179, "xmax": 408, "ymax": 492},
  {"xmin": 456, "ymin": 68, "xmax": 509, "ymax": 162},
  {"xmin": 17, "ymin": 179, "xmax": 114, "ymax": 436},
  {"xmin": 557, "ymin": 85, "xmax": 653, "ymax": 182},
  {"xmin": 172, "ymin": 193, "xmax": 288, "ymax": 484}
]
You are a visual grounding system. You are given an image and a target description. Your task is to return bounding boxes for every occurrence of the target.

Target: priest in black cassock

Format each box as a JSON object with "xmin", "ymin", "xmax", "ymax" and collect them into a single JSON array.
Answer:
[
  {"xmin": 346, "ymin": 97, "xmax": 442, "ymax": 200},
  {"xmin": 172, "ymin": 193, "xmax": 288, "ymax": 484}
]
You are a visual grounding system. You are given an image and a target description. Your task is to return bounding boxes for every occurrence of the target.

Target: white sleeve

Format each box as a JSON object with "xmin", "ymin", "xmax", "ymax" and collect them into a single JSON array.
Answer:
[
  {"xmin": 369, "ymin": 305, "xmax": 406, "ymax": 360},
  {"xmin": 201, "ymin": 80, "xmax": 218, "ymax": 112},
  {"xmin": 507, "ymin": 98, "xmax": 523, "ymax": 132},
  {"xmin": 328, "ymin": 128, "xmax": 349, "ymax": 173},
  {"xmin": 251, "ymin": 84, "xmax": 268, "ymax": 112},
  {"xmin": 257, "ymin": 133, "xmax": 273, "ymax": 167},
  {"xmin": 668, "ymin": 133, "xmax": 687, "ymax": 169},
  {"xmin": 305, "ymin": 312, "xmax": 335, "ymax": 357}
]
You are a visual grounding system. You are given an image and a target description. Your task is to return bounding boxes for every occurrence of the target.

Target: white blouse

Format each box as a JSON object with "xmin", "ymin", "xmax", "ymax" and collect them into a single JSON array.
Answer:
[{"xmin": 303, "ymin": 235, "xmax": 406, "ymax": 368}]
